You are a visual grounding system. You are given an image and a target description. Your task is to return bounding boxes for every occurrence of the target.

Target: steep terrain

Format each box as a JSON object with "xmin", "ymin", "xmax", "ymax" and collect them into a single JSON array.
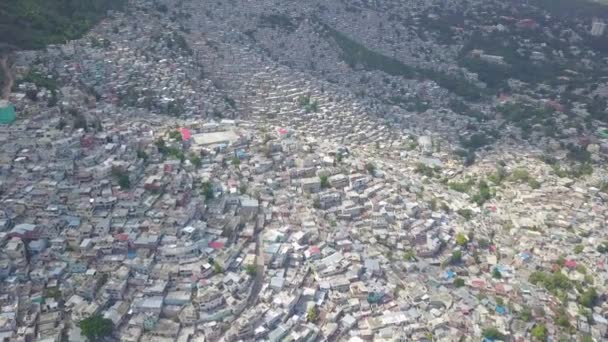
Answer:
[{"xmin": 0, "ymin": 0, "xmax": 124, "ymax": 50}]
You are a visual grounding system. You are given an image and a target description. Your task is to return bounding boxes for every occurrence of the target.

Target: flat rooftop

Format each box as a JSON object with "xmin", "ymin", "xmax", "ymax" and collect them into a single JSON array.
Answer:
[{"xmin": 192, "ymin": 130, "xmax": 239, "ymax": 146}]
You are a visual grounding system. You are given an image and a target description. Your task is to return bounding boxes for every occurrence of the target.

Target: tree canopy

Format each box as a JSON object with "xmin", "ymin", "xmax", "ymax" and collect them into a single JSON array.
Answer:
[
  {"xmin": 0, "ymin": 0, "xmax": 124, "ymax": 50},
  {"xmin": 79, "ymin": 314, "xmax": 113, "ymax": 341}
]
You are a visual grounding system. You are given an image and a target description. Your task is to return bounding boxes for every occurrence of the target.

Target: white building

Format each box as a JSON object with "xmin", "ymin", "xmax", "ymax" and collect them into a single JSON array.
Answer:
[{"xmin": 591, "ymin": 18, "xmax": 606, "ymax": 36}]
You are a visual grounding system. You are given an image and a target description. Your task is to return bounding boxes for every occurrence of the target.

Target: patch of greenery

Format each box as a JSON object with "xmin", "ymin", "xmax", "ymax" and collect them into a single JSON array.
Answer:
[
  {"xmin": 531, "ymin": 324, "xmax": 548, "ymax": 341},
  {"xmin": 529, "ymin": 0, "xmax": 608, "ymax": 18},
  {"xmin": 297, "ymin": 95, "xmax": 319, "ymax": 113},
  {"xmin": 448, "ymin": 99, "xmax": 486, "ymax": 121},
  {"xmin": 18, "ymin": 69, "xmax": 58, "ymax": 91},
  {"xmin": 510, "ymin": 168, "xmax": 530, "ymax": 182},
  {"xmin": 496, "ymin": 103, "xmax": 557, "ymax": 137},
  {"xmin": 488, "ymin": 165, "xmax": 508, "ymax": 185},
  {"xmin": 111, "ymin": 167, "xmax": 131, "ymax": 189},
  {"xmin": 471, "ymin": 180, "xmax": 492, "ymax": 206},
  {"xmin": 460, "ymin": 132, "xmax": 494, "ymax": 150},
  {"xmin": 519, "ymin": 306, "xmax": 533, "ymax": 322},
  {"xmin": 597, "ymin": 241, "xmax": 608, "ymax": 254},
  {"xmin": 448, "ymin": 179, "xmax": 474, "ymax": 193},
  {"xmin": 168, "ymin": 130, "xmax": 182, "ymax": 140},
  {"xmin": 165, "ymin": 32, "xmax": 192, "ymax": 55},
  {"xmin": 552, "ymin": 162, "xmax": 593, "ymax": 179},
  {"xmin": 403, "ymin": 249, "xmax": 416, "ymax": 261},
  {"xmin": 415, "ymin": 163, "xmax": 441, "ymax": 178},
  {"xmin": 259, "ymin": 14, "xmax": 297, "ymax": 32},
  {"xmin": 482, "ymin": 327, "xmax": 505, "ymax": 341},
  {"xmin": 529, "ymin": 271, "xmax": 572, "ymax": 296},
  {"xmin": 79, "ymin": 314, "xmax": 113, "ymax": 341},
  {"xmin": 0, "ymin": 0, "xmax": 125, "ymax": 50},
  {"xmin": 319, "ymin": 175, "xmax": 329, "ymax": 189},
  {"xmin": 136, "ymin": 150, "xmax": 148, "ymax": 161},
  {"xmin": 189, "ymin": 153, "xmax": 202, "ymax": 168},
  {"xmin": 451, "ymin": 250, "xmax": 462, "ymax": 264},
  {"xmin": 155, "ymin": 138, "xmax": 185, "ymax": 161},
  {"xmin": 492, "ymin": 267, "xmax": 502, "ymax": 279},
  {"xmin": 454, "ymin": 278, "xmax": 465, "ymax": 287},
  {"xmin": 201, "ymin": 181, "xmax": 214, "ymax": 200},
  {"xmin": 455, "ymin": 233, "xmax": 468, "ymax": 246},
  {"xmin": 245, "ymin": 264, "xmax": 256, "ymax": 277},
  {"xmin": 322, "ymin": 24, "xmax": 484, "ymax": 101},
  {"xmin": 579, "ymin": 287, "xmax": 599, "ymax": 308},
  {"xmin": 306, "ymin": 306, "xmax": 318, "ymax": 322},
  {"xmin": 365, "ymin": 162, "xmax": 376, "ymax": 175},
  {"xmin": 457, "ymin": 208, "xmax": 473, "ymax": 220}
]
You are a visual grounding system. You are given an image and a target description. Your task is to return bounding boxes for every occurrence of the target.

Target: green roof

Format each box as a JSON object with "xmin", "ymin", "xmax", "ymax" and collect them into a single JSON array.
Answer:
[{"xmin": 0, "ymin": 102, "xmax": 16, "ymax": 124}]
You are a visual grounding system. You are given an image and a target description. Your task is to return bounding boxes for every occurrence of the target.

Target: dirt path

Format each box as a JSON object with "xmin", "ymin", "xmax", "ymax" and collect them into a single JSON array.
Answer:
[{"xmin": 0, "ymin": 55, "xmax": 13, "ymax": 100}]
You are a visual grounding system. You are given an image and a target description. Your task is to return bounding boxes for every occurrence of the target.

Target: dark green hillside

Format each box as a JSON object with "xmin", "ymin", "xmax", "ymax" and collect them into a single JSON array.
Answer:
[{"xmin": 0, "ymin": 0, "xmax": 124, "ymax": 50}]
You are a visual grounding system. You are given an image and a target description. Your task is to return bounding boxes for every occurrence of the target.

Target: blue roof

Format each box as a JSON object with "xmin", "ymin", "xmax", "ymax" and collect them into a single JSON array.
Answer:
[{"xmin": 495, "ymin": 305, "xmax": 507, "ymax": 315}]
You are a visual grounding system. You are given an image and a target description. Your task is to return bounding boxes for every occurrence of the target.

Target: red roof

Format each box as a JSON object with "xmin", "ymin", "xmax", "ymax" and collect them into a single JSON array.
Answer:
[
  {"xmin": 278, "ymin": 128, "xmax": 288, "ymax": 135},
  {"xmin": 116, "ymin": 233, "xmax": 130, "ymax": 242},
  {"xmin": 472, "ymin": 279, "xmax": 486, "ymax": 288},
  {"xmin": 565, "ymin": 260, "xmax": 578, "ymax": 268},
  {"xmin": 208, "ymin": 241, "xmax": 224, "ymax": 249},
  {"xmin": 309, "ymin": 246, "xmax": 321, "ymax": 254},
  {"xmin": 180, "ymin": 128, "xmax": 191, "ymax": 141}
]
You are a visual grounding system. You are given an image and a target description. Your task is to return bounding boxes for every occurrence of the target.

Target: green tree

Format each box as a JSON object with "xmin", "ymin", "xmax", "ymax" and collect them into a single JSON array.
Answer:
[
  {"xmin": 231, "ymin": 157, "xmax": 241, "ymax": 166},
  {"xmin": 96, "ymin": 273, "xmax": 109, "ymax": 288},
  {"xmin": 365, "ymin": 162, "xmax": 376, "ymax": 175},
  {"xmin": 482, "ymin": 327, "xmax": 504, "ymax": 340},
  {"xmin": 319, "ymin": 175, "xmax": 329, "ymax": 189},
  {"xmin": 454, "ymin": 278, "xmax": 465, "ymax": 288},
  {"xmin": 245, "ymin": 264, "xmax": 256, "ymax": 277},
  {"xmin": 403, "ymin": 250, "xmax": 416, "ymax": 261},
  {"xmin": 579, "ymin": 287, "xmax": 598, "ymax": 308},
  {"xmin": 451, "ymin": 250, "xmax": 462, "ymax": 264},
  {"xmin": 531, "ymin": 324, "xmax": 548, "ymax": 341},
  {"xmin": 117, "ymin": 174, "xmax": 131, "ymax": 189},
  {"xmin": 201, "ymin": 182, "xmax": 214, "ymax": 200},
  {"xmin": 111, "ymin": 167, "xmax": 131, "ymax": 189},
  {"xmin": 155, "ymin": 138, "xmax": 167, "ymax": 153},
  {"xmin": 335, "ymin": 153, "xmax": 343, "ymax": 163},
  {"xmin": 79, "ymin": 314, "xmax": 113, "ymax": 341},
  {"xmin": 306, "ymin": 306, "xmax": 318, "ymax": 322},
  {"xmin": 74, "ymin": 114, "xmax": 88, "ymax": 131},
  {"xmin": 492, "ymin": 267, "xmax": 502, "ymax": 279},
  {"xmin": 168, "ymin": 130, "xmax": 182, "ymax": 140},
  {"xmin": 457, "ymin": 209, "xmax": 473, "ymax": 220},
  {"xmin": 455, "ymin": 233, "xmax": 468, "ymax": 246},
  {"xmin": 597, "ymin": 241, "xmax": 608, "ymax": 254},
  {"xmin": 213, "ymin": 261, "xmax": 223, "ymax": 274},
  {"xmin": 189, "ymin": 153, "xmax": 202, "ymax": 168},
  {"xmin": 519, "ymin": 306, "xmax": 532, "ymax": 322},
  {"xmin": 555, "ymin": 309, "xmax": 571, "ymax": 328},
  {"xmin": 136, "ymin": 150, "xmax": 148, "ymax": 161},
  {"xmin": 472, "ymin": 180, "xmax": 492, "ymax": 205},
  {"xmin": 511, "ymin": 168, "xmax": 530, "ymax": 182},
  {"xmin": 528, "ymin": 179, "xmax": 541, "ymax": 189}
]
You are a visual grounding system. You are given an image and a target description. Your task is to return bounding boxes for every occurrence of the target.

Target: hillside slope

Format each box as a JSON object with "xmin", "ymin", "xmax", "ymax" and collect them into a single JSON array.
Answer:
[{"xmin": 0, "ymin": 0, "xmax": 124, "ymax": 50}]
